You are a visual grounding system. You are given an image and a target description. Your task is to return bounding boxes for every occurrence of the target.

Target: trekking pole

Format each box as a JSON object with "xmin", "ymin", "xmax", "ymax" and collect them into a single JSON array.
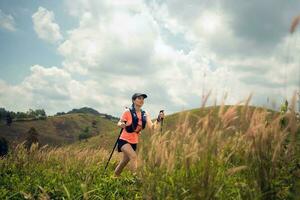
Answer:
[
  {"xmin": 160, "ymin": 118, "xmax": 164, "ymax": 133},
  {"xmin": 159, "ymin": 110, "xmax": 164, "ymax": 133},
  {"xmin": 104, "ymin": 126, "xmax": 124, "ymax": 171}
]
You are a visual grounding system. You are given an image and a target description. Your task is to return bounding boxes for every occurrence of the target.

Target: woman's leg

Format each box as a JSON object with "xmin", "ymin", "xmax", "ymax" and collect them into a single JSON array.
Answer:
[
  {"xmin": 120, "ymin": 143, "xmax": 138, "ymax": 173},
  {"xmin": 114, "ymin": 152, "xmax": 130, "ymax": 176}
]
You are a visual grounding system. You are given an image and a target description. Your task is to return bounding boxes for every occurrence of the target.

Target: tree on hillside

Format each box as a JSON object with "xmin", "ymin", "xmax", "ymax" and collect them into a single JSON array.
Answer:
[
  {"xmin": 55, "ymin": 112, "xmax": 66, "ymax": 116},
  {"xmin": 0, "ymin": 108, "xmax": 8, "ymax": 121},
  {"xmin": 35, "ymin": 109, "xmax": 47, "ymax": 119},
  {"xmin": 0, "ymin": 137, "xmax": 9, "ymax": 157},
  {"xmin": 16, "ymin": 111, "xmax": 27, "ymax": 119},
  {"xmin": 6, "ymin": 113, "xmax": 12, "ymax": 126},
  {"xmin": 0, "ymin": 108, "xmax": 48, "ymax": 121},
  {"xmin": 26, "ymin": 109, "xmax": 35, "ymax": 118},
  {"xmin": 78, "ymin": 127, "xmax": 91, "ymax": 141},
  {"xmin": 92, "ymin": 120, "xmax": 97, "ymax": 128},
  {"xmin": 25, "ymin": 127, "xmax": 39, "ymax": 150}
]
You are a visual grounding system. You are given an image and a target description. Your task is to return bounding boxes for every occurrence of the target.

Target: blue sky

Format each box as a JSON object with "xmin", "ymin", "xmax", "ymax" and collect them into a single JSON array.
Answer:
[
  {"xmin": 0, "ymin": 0, "xmax": 77, "ymax": 84},
  {"xmin": 0, "ymin": 0, "xmax": 300, "ymax": 117}
]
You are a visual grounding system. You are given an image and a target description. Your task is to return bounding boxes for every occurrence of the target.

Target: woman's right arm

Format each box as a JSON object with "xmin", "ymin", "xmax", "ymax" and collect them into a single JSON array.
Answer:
[
  {"xmin": 117, "ymin": 109, "xmax": 130, "ymax": 128},
  {"xmin": 117, "ymin": 120, "xmax": 126, "ymax": 128}
]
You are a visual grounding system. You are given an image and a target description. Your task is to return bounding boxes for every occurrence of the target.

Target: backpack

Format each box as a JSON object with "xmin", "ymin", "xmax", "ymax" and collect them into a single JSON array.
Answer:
[{"xmin": 125, "ymin": 105, "xmax": 147, "ymax": 133}]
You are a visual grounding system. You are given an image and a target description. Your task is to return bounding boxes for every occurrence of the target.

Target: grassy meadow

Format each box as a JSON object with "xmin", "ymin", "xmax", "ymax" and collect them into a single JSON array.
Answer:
[{"xmin": 1, "ymin": 96, "xmax": 300, "ymax": 199}]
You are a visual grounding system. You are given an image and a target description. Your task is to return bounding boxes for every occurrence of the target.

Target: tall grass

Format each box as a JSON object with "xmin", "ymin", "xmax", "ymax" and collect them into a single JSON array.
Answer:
[
  {"xmin": 138, "ymin": 95, "xmax": 300, "ymax": 199},
  {"xmin": 1, "ymin": 95, "xmax": 299, "ymax": 199}
]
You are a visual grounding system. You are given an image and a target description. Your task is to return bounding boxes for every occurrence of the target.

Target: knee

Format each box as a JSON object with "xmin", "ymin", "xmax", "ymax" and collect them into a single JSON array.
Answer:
[{"xmin": 129, "ymin": 154, "xmax": 137, "ymax": 161}]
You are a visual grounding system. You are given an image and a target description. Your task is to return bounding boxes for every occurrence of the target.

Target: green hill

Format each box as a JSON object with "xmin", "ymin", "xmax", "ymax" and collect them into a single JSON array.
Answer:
[
  {"xmin": 66, "ymin": 107, "xmax": 102, "ymax": 115},
  {"xmin": 160, "ymin": 105, "xmax": 275, "ymax": 132},
  {"xmin": 56, "ymin": 106, "xmax": 119, "ymax": 121},
  {"xmin": 0, "ymin": 113, "xmax": 119, "ymax": 148}
]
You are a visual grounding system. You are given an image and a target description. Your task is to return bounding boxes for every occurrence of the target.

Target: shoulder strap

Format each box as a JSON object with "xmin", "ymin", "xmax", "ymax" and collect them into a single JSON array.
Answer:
[
  {"xmin": 125, "ymin": 107, "xmax": 138, "ymax": 133},
  {"xmin": 141, "ymin": 110, "xmax": 147, "ymax": 129}
]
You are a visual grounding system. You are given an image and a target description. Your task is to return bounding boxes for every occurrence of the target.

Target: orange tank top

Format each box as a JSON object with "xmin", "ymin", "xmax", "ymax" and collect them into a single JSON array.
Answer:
[{"xmin": 119, "ymin": 109, "xmax": 143, "ymax": 144}]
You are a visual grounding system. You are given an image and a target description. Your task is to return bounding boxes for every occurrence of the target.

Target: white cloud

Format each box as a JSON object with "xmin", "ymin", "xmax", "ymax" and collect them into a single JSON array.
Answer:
[
  {"xmin": 150, "ymin": 1, "xmax": 300, "ymax": 107},
  {"xmin": 32, "ymin": 7, "xmax": 63, "ymax": 44},
  {"xmin": 2, "ymin": 0, "xmax": 300, "ymax": 117},
  {"xmin": 0, "ymin": 9, "xmax": 16, "ymax": 31},
  {"xmin": 0, "ymin": 65, "xmax": 72, "ymax": 113},
  {"xmin": 58, "ymin": 2, "xmax": 159, "ymax": 75},
  {"xmin": 0, "ymin": 65, "xmax": 107, "ymax": 115},
  {"xmin": 58, "ymin": 0, "xmax": 300, "ymax": 113}
]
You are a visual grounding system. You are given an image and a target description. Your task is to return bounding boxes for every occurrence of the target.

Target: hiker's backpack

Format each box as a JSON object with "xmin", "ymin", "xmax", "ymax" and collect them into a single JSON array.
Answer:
[{"xmin": 125, "ymin": 105, "xmax": 147, "ymax": 133}]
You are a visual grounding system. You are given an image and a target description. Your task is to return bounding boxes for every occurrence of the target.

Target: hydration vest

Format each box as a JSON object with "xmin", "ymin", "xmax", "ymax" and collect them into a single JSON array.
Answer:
[{"xmin": 125, "ymin": 105, "xmax": 147, "ymax": 133}]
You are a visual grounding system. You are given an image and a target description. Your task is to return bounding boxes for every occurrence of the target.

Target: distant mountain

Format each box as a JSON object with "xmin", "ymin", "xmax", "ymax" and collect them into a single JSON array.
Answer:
[
  {"xmin": 67, "ymin": 107, "xmax": 101, "ymax": 115},
  {"xmin": 56, "ymin": 107, "xmax": 119, "ymax": 122}
]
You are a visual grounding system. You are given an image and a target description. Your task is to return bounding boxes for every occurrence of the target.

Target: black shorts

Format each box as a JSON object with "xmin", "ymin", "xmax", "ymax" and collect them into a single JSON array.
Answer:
[{"xmin": 117, "ymin": 139, "xmax": 137, "ymax": 152}]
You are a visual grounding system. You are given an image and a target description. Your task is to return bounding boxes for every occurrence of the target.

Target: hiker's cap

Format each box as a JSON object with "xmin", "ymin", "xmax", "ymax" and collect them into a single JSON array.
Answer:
[{"xmin": 132, "ymin": 93, "xmax": 147, "ymax": 100}]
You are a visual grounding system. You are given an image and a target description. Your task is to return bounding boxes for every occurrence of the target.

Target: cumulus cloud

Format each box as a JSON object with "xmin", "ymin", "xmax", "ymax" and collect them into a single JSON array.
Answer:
[
  {"xmin": 0, "ymin": 65, "xmax": 118, "ymax": 115},
  {"xmin": 58, "ymin": 1, "xmax": 192, "ymax": 113},
  {"xmin": 2, "ymin": 0, "xmax": 300, "ymax": 116},
  {"xmin": 0, "ymin": 65, "xmax": 71, "ymax": 113},
  {"xmin": 58, "ymin": 0, "xmax": 300, "ymax": 113},
  {"xmin": 0, "ymin": 9, "xmax": 16, "ymax": 31},
  {"xmin": 58, "ymin": 1, "xmax": 159, "ymax": 75},
  {"xmin": 32, "ymin": 7, "xmax": 63, "ymax": 44},
  {"xmin": 149, "ymin": 0, "xmax": 300, "ymax": 105}
]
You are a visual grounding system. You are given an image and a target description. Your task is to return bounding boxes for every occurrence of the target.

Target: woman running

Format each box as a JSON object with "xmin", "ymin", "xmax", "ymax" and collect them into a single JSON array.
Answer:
[{"xmin": 114, "ymin": 93, "xmax": 164, "ymax": 177}]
